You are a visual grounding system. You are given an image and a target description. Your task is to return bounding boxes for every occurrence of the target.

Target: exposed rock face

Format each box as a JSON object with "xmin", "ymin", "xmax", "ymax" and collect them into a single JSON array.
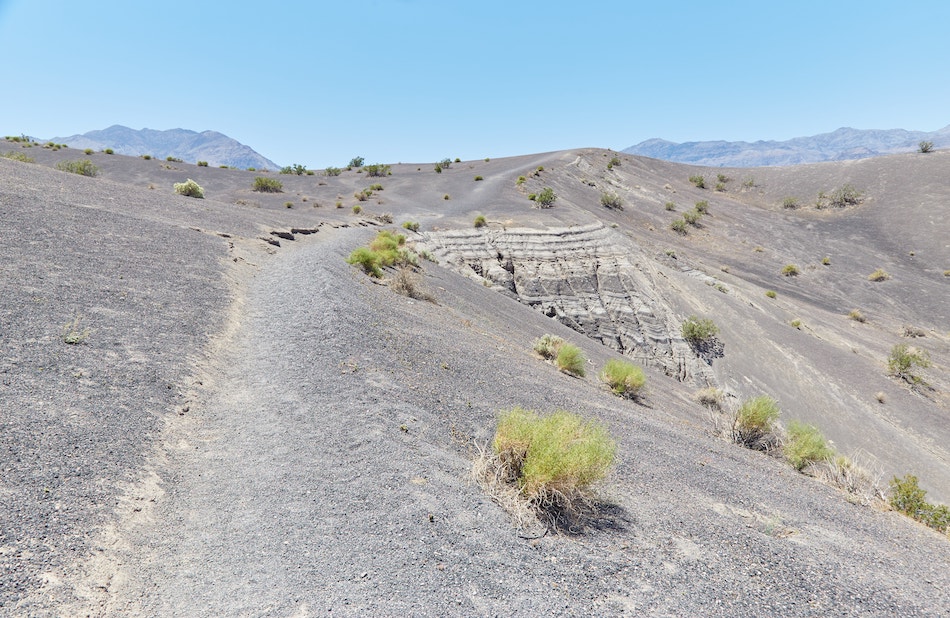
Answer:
[{"xmin": 420, "ymin": 222, "xmax": 715, "ymax": 385}]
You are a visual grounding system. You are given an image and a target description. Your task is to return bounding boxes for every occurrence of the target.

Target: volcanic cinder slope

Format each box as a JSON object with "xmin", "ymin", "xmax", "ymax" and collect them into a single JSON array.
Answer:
[{"xmin": 1, "ymin": 141, "xmax": 948, "ymax": 616}]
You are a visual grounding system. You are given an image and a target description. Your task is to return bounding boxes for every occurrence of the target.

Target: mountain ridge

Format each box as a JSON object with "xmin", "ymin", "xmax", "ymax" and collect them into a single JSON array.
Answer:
[
  {"xmin": 623, "ymin": 124, "xmax": 950, "ymax": 167},
  {"xmin": 51, "ymin": 125, "xmax": 280, "ymax": 170}
]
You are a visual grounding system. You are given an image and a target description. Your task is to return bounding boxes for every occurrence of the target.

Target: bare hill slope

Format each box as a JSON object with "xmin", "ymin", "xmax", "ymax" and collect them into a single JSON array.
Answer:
[{"xmin": 2, "ymin": 139, "xmax": 948, "ymax": 615}]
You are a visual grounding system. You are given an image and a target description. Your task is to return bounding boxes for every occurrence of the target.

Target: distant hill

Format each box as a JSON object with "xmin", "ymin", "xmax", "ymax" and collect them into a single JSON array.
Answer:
[
  {"xmin": 623, "ymin": 125, "xmax": 950, "ymax": 167},
  {"xmin": 52, "ymin": 125, "xmax": 280, "ymax": 170}
]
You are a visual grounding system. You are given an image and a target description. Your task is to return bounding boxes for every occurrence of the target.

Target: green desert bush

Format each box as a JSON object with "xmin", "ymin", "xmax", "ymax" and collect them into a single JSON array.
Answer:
[
  {"xmin": 600, "ymin": 191, "xmax": 623, "ymax": 210},
  {"xmin": 867, "ymin": 268, "xmax": 890, "ymax": 282},
  {"xmin": 166, "ymin": 156, "xmax": 182, "ymax": 162},
  {"xmin": 533, "ymin": 334, "xmax": 564, "ymax": 360},
  {"xmin": 689, "ymin": 174, "xmax": 705, "ymax": 188},
  {"xmin": 600, "ymin": 359, "xmax": 646, "ymax": 399},
  {"xmin": 681, "ymin": 315, "xmax": 719, "ymax": 347},
  {"xmin": 918, "ymin": 140, "xmax": 934, "ymax": 154},
  {"xmin": 516, "ymin": 175, "xmax": 526, "ymax": 186},
  {"xmin": 670, "ymin": 218, "xmax": 688, "ymax": 234},
  {"xmin": 347, "ymin": 246, "xmax": 382, "ymax": 277},
  {"xmin": 252, "ymin": 176, "xmax": 283, "ymax": 193},
  {"xmin": 491, "ymin": 407, "xmax": 616, "ymax": 521},
  {"xmin": 474, "ymin": 175, "xmax": 484, "ymax": 181},
  {"xmin": 55, "ymin": 159, "xmax": 99, "ymax": 177},
  {"xmin": 783, "ymin": 421, "xmax": 834, "ymax": 471},
  {"xmin": 103, "ymin": 148, "xmax": 114, "ymax": 155},
  {"xmin": 889, "ymin": 474, "xmax": 949, "ymax": 534},
  {"xmin": 197, "ymin": 160, "xmax": 208, "ymax": 167},
  {"xmin": 694, "ymin": 200, "xmax": 709, "ymax": 213},
  {"xmin": 142, "ymin": 154, "xmax": 152, "ymax": 160},
  {"xmin": 365, "ymin": 163, "xmax": 391, "ymax": 177},
  {"xmin": 664, "ymin": 201, "xmax": 676, "ymax": 211},
  {"xmin": 821, "ymin": 256, "xmax": 831, "ymax": 266},
  {"xmin": 401, "ymin": 221, "xmax": 420, "ymax": 232},
  {"xmin": 781, "ymin": 264, "xmax": 800, "ymax": 277},
  {"xmin": 473, "ymin": 215, "xmax": 487, "ymax": 228},
  {"xmin": 325, "ymin": 166, "xmax": 342, "ymax": 177},
  {"xmin": 62, "ymin": 314, "xmax": 91, "ymax": 345},
  {"xmin": 352, "ymin": 205, "xmax": 362, "ymax": 214},
  {"xmin": 848, "ymin": 309, "xmax": 866, "ymax": 323},
  {"xmin": 828, "ymin": 184, "xmax": 862, "ymax": 207},
  {"xmin": 173, "ymin": 178, "xmax": 204, "ymax": 198},
  {"xmin": 733, "ymin": 395, "xmax": 781, "ymax": 451},
  {"xmin": 348, "ymin": 156, "xmax": 364, "ymax": 168},
  {"xmin": 790, "ymin": 319, "xmax": 802, "ymax": 329},
  {"xmin": 556, "ymin": 344, "xmax": 586, "ymax": 377},
  {"xmin": 782, "ymin": 196, "xmax": 799, "ymax": 209},
  {"xmin": 683, "ymin": 209, "xmax": 702, "ymax": 226},
  {"xmin": 887, "ymin": 344, "xmax": 931, "ymax": 384},
  {"xmin": 1, "ymin": 151, "xmax": 35, "ymax": 163},
  {"xmin": 535, "ymin": 187, "xmax": 557, "ymax": 208},
  {"xmin": 765, "ymin": 290, "xmax": 777, "ymax": 299},
  {"xmin": 83, "ymin": 148, "xmax": 93, "ymax": 155}
]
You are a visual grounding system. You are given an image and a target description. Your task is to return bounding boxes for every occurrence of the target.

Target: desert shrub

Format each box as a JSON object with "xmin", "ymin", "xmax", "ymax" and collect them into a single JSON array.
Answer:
[
  {"xmin": 527, "ymin": 193, "xmax": 537, "ymax": 201},
  {"xmin": 536, "ymin": 187, "xmax": 556, "ymax": 208},
  {"xmin": 681, "ymin": 316, "xmax": 719, "ymax": 346},
  {"xmin": 694, "ymin": 387, "xmax": 724, "ymax": 411},
  {"xmin": 473, "ymin": 215, "xmax": 487, "ymax": 228},
  {"xmin": 887, "ymin": 344, "xmax": 931, "ymax": 384},
  {"xmin": 600, "ymin": 191, "xmax": 623, "ymax": 210},
  {"xmin": 781, "ymin": 264, "xmax": 800, "ymax": 277},
  {"xmin": 683, "ymin": 209, "xmax": 702, "ymax": 225},
  {"xmin": 352, "ymin": 205, "xmax": 362, "ymax": 214},
  {"xmin": 790, "ymin": 319, "xmax": 802, "ymax": 329},
  {"xmin": 325, "ymin": 166, "xmax": 342, "ymax": 176},
  {"xmin": 173, "ymin": 178, "xmax": 204, "ymax": 198},
  {"xmin": 821, "ymin": 256, "xmax": 831, "ymax": 266},
  {"xmin": 434, "ymin": 163, "xmax": 442, "ymax": 173},
  {"xmin": 364, "ymin": 163, "xmax": 391, "ymax": 177},
  {"xmin": 166, "ymin": 156, "xmax": 182, "ymax": 162},
  {"xmin": 694, "ymin": 200, "xmax": 708, "ymax": 213},
  {"xmin": 354, "ymin": 189, "xmax": 370, "ymax": 201},
  {"xmin": 443, "ymin": 194, "xmax": 450, "ymax": 200},
  {"xmin": 83, "ymin": 148, "xmax": 93, "ymax": 155},
  {"xmin": 670, "ymin": 218, "xmax": 687, "ymax": 234},
  {"xmin": 817, "ymin": 454, "xmax": 884, "ymax": 506},
  {"xmin": 715, "ymin": 182, "xmax": 726, "ymax": 192},
  {"xmin": 197, "ymin": 160, "xmax": 208, "ymax": 167},
  {"xmin": 347, "ymin": 246, "xmax": 381, "ymax": 277},
  {"xmin": 689, "ymin": 174, "xmax": 705, "ymax": 188},
  {"xmin": 252, "ymin": 176, "xmax": 283, "ymax": 193},
  {"xmin": 868, "ymin": 268, "xmax": 890, "ymax": 282},
  {"xmin": 348, "ymin": 156, "xmax": 364, "ymax": 168},
  {"xmin": 608, "ymin": 156, "xmax": 621, "ymax": 168},
  {"xmin": 717, "ymin": 173, "xmax": 729, "ymax": 183},
  {"xmin": 402, "ymin": 221, "xmax": 420, "ymax": 232},
  {"xmin": 533, "ymin": 334, "xmax": 564, "ymax": 360},
  {"xmin": 103, "ymin": 148, "xmax": 114, "ymax": 155},
  {"xmin": 556, "ymin": 344, "xmax": 586, "ymax": 377},
  {"xmin": 765, "ymin": 290, "xmax": 777, "ymax": 299},
  {"xmin": 536, "ymin": 166, "xmax": 544, "ymax": 172},
  {"xmin": 55, "ymin": 159, "xmax": 99, "ymax": 177},
  {"xmin": 516, "ymin": 175, "xmax": 526, "ymax": 185},
  {"xmin": 142, "ymin": 154, "xmax": 152, "ymax": 160},
  {"xmin": 664, "ymin": 201, "xmax": 676, "ymax": 211},
  {"xmin": 733, "ymin": 395, "xmax": 781, "ymax": 451},
  {"xmin": 374, "ymin": 213, "xmax": 394, "ymax": 224},
  {"xmin": 889, "ymin": 474, "xmax": 949, "ymax": 534},
  {"xmin": 848, "ymin": 309, "xmax": 866, "ymax": 322},
  {"xmin": 783, "ymin": 421, "xmax": 834, "ymax": 471},
  {"xmin": 436, "ymin": 158, "xmax": 452, "ymax": 169},
  {"xmin": 489, "ymin": 407, "xmax": 616, "ymax": 526},
  {"xmin": 600, "ymin": 359, "xmax": 646, "ymax": 399},
  {"xmin": 474, "ymin": 175, "xmax": 483, "ymax": 181},
  {"xmin": 918, "ymin": 140, "xmax": 934, "ymax": 153},
  {"xmin": 828, "ymin": 184, "xmax": 862, "ymax": 207},
  {"xmin": 285, "ymin": 202, "xmax": 294, "ymax": 209},
  {"xmin": 782, "ymin": 196, "xmax": 799, "ymax": 209},
  {"xmin": 1, "ymin": 151, "xmax": 34, "ymax": 163}
]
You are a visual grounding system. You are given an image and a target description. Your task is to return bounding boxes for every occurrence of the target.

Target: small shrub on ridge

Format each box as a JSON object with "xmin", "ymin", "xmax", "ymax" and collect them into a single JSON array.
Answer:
[
  {"xmin": 173, "ymin": 178, "xmax": 204, "ymax": 198},
  {"xmin": 600, "ymin": 359, "xmax": 646, "ymax": 399}
]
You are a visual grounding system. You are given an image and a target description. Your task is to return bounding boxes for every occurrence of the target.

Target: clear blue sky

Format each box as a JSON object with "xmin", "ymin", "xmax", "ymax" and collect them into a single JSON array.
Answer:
[{"xmin": 2, "ymin": 1, "xmax": 948, "ymax": 167}]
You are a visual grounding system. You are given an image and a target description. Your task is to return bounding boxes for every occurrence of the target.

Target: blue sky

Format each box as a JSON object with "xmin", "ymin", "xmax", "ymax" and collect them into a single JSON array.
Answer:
[{"xmin": 1, "ymin": 1, "xmax": 948, "ymax": 167}]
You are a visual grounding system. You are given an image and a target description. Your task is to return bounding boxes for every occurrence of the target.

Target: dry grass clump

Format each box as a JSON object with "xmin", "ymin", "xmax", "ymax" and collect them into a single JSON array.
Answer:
[
  {"xmin": 694, "ymin": 387, "xmax": 725, "ymax": 411},
  {"xmin": 62, "ymin": 314, "xmax": 91, "ymax": 345},
  {"xmin": 732, "ymin": 395, "xmax": 781, "ymax": 451},
  {"xmin": 600, "ymin": 359, "xmax": 646, "ymax": 400},
  {"xmin": 781, "ymin": 264, "xmax": 800, "ymax": 277},
  {"xmin": 867, "ymin": 268, "xmax": 890, "ymax": 282},
  {"xmin": 848, "ymin": 309, "xmax": 866, "ymax": 323},
  {"xmin": 533, "ymin": 334, "xmax": 564, "ymax": 360},
  {"xmin": 475, "ymin": 407, "xmax": 616, "ymax": 531},
  {"xmin": 389, "ymin": 266, "xmax": 435, "ymax": 302},
  {"xmin": 815, "ymin": 453, "xmax": 885, "ymax": 506}
]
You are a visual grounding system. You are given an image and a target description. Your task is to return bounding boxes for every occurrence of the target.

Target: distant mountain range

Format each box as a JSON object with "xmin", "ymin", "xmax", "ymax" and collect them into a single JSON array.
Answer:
[
  {"xmin": 52, "ymin": 125, "xmax": 279, "ymax": 170},
  {"xmin": 623, "ymin": 125, "xmax": 950, "ymax": 167}
]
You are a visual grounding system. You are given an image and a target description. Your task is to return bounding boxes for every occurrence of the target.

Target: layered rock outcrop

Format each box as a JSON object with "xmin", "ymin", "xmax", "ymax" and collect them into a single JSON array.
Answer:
[{"xmin": 419, "ymin": 222, "xmax": 716, "ymax": 385}]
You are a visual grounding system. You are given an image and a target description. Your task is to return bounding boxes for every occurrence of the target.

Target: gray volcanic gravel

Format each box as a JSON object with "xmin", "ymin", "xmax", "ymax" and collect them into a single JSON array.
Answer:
[{"xmin": 83, "ymin": 228, "xmax": 949, "ymax": 616}]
